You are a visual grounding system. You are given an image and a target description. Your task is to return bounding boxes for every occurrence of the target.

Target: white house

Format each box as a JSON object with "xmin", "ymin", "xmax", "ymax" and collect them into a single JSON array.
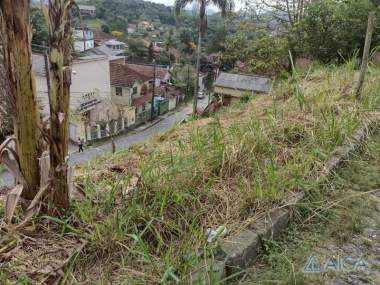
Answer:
[
  {"xmin": 78, "ymin": 5, "xmax": 96, "ymax": 17},
  {"xmin": 105, "ymin": 40, "xmax": 126, "ymax": 52},
  {"xmin": 33, "ymin": 54, "xmax": 111, "ymax": 112},
  {"xmin": 73, "ymin": 29, "xmax": 94, "ymax": 52},
  {"xmin": 32, "ymin": 54, "xmax": 115, "ymax": 141}
]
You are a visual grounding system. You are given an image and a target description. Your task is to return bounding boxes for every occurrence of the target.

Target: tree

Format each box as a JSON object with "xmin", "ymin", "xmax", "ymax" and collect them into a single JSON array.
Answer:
[
  {"xmin": 101, "ymin": 24, "xmax": 110, "ymax": 33},
  {"xmin": 290, "ymin": 0, "xmax": 379, "ymax": 63},
  {"xmin": 148, "ymin": 42, "xmax": 154, "ymax": 63},
  {"xmin": 0, "ymin": 0, "xmax": 43, "ymax": 201},
  {"xmin": 164, "ymin": 29, "xmax": 175, "ymax": 66},
  {"xmin": 175, "ymin": 0, "xmax": 234, "ymax": 114},
  {"xmin": 108, "ymin": 16, "xmax": 128, "ymax": 32},
  {"xmin": 0, "ymin": 0, "xmax": 75, "ymax": 217},
  {"xmin": 178, "ymin": 28, "xmax": 195, "ymax": 53},
  {"xmin": 0, "ymin": 28, "xmax": 13, "ymax": 142},
  {"xmin": 206, "ymin": 25, "xmax": 227, "ymax": 54},
  {"xmin": 257, "ymin": 0, "xmax": 313, "ymax": 28},
  {"xmin": 31, "ymin": 7, "xmax": 48, "ymax": 47},
  {"xmin": 127, "ymin": 38, "xmax": 148, "ymax": 59},
  {"xmin": 41, "ymin": 0, "xmax": 77, "ymax": 212},
  {"xmin": 220, "ymin": 25, "xmax": 288, "ymax": 76},
  {"xmin": 165, "ymin": 29, "xmax": 175, "ymax": 52}
]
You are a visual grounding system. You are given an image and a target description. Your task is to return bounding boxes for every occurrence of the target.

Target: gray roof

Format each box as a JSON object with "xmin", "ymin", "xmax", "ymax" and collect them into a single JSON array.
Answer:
[
  {"xmin": 84, "ymin": 45, "xmax": 124, "ymax": 57},
  {"xmin": 214, "ymin": 72, "xmax": 272, "ymax": 93}
]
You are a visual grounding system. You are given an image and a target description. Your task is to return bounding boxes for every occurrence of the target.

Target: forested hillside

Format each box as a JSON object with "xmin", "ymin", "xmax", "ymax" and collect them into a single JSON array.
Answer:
[{"xmin": 80, "ymin": 0, "xmax": 176, "ymax": 27}]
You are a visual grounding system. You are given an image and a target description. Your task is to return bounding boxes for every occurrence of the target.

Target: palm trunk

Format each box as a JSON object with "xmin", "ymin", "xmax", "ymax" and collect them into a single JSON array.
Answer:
[
  {"xmin": 0, "ymin": 0, "xmax": 41, "ymax": 200},
  {"xmin": 193, "ymin": 20, "xmax": 202, "ymax": 115}
]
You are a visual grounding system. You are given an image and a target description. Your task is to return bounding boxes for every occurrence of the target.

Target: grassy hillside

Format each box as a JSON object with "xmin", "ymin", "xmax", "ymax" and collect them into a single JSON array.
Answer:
[
  {"xmin": 70, "ymin": 63, "xmax": 379, "ymax": 283},
  {"xmin": 242, "ymin": 133, "xmax": 380, "ymax": 284},
  {"xmin": 1, "ymin": 63, "xmax": 380, "ymax": 284},
  {"xmin": 83, "ymin": 18, "xmax": 106, "ymax": 30}
]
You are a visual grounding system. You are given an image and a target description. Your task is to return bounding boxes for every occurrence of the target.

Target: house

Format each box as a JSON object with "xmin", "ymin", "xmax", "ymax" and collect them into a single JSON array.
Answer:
[
  {"xmin": 78, "ymin": 5, "xmax": 96, "ymax": 17},
  {"xmin": 138, "ymin": 21, "xmax": 154, "ymax": 31},
  {"xmin": 213, "ymin": 72, "xmax": 272, "ymax": 105},
  {"xmin": 93, "ymin": 30, "xmax": 116, "ymax": 46},
  {"xmin": 105, "ymin": 40, "xmax": 126, "ymax": 52},
  {"xmin": 110, "ymin": 59, "xmax": 170, "ymax": 124},
  {"xmin": 73, "ymin": 29, "xmax": 94, "ymax": 52},
  {"xmin": 32, "ymin": 54, "xmax": 131, "ymax": 142},
  {"xmin": 84, "ymin": 38, "xmax": 126, "ymax": 58},
  {"xmin": 164, "ymin": 87, "xmax": 184, "ymax": 111},
  {"xmin": 144, "ymin": 82, "xmax": 184, "ymax": 114},
  {"xmin": 127, "ymin": 23, "xmax": 137, "ymax": 34}
]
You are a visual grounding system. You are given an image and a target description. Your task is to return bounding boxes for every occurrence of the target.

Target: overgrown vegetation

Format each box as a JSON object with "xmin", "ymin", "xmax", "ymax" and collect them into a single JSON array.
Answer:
[
  {"xmin": 74, "ymin": 63, "xmax": 378, "ymax": 282},
  {"xmin": 218, "ymin": 0, "xmax": 380, "ymax": 76},
  {"xmin": 3, "ymin": 63, "xmax": 377, "ymax": 283},
  {"xmin": 240, "ymin": 132, "xmax": 380, "ymax": 284}
]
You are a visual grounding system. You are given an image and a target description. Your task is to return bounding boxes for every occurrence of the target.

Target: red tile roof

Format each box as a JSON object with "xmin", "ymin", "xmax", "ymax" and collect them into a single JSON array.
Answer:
[
  {"xmin": 93, "ymin": 30, "xmax": 116, "ymax": 45},
  {"xmin": 110, "ymin": 60, "xmax": 169, "ymax": 87}
]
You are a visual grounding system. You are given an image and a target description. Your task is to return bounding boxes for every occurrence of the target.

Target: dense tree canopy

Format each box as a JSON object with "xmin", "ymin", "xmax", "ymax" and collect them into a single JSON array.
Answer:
[
  {"xmin": 216, "ymin": 0, "xmax": 379, "ymax": 76},
  {"xmin": 31, "ymin": 7, "xmax": 48, "ymax": 47},
  {"xmin": 290, "ymin": 0, "xmax": 380, "ymax": 63},
  {"xmin": 91, "ymin": 0, "xmax": 176, "ymax": 29}
]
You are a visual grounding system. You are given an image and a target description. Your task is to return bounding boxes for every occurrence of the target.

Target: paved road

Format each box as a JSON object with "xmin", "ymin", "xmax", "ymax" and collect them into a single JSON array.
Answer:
[{"xmin": 0, "ymin": 96, "xmax": 209, "ymax": 187}]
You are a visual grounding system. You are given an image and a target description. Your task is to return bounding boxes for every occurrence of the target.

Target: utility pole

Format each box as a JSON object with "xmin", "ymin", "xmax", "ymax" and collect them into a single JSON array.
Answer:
[
  {"xmin": 150, "ymin": 60, "xmax": 156, "ymax": 122},
  {"xmin": 194, "ymin": 29, "xmax": 201, "ymax": 115},
  {"xmin": 356, "ymin": 12, "xmax": 375, "ymax": 99},
  {"xmin": 186, "ymin": 64, "xmax": 190, "ymax": 98}
]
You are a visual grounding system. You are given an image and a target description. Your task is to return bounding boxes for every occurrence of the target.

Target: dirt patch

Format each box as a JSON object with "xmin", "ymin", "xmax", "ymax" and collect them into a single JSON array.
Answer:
[{"xmin": 0, "ymin": 226, "xmax": 84, "ymax": 284}]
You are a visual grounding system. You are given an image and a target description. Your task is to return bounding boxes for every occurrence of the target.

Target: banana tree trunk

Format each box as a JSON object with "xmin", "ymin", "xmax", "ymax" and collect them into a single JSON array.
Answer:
[
  {"xmin": 0, "ymin": 0, "xmax": 42, "ymax": 200},
  {"xmin": 45, "ymin": 1, "xmax": 73, "ymax": 211}
]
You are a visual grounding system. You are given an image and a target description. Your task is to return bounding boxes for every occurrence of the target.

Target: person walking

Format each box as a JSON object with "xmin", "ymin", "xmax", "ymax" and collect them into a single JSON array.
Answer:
[{"xmin": 78, "ymin": 137, "xmax": 84, "ymax": 153}]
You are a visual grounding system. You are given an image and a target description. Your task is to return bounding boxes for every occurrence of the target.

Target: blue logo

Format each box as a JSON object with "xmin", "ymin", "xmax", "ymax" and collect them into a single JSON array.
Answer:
[
  {"xmin": 303, "ymin": 255, "xmax": 323, "ymax": 273},
  {"xmin": 303, "ymin": 255, "xmax": 369, "ymax": 273}
]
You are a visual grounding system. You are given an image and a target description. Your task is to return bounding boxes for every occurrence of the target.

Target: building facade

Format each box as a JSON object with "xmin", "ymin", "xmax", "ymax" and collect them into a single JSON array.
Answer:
[
  {"xmin": 32, "ymin": 54, "xmax": 125, "ymax": 142},
  {"xmin": 110, "ymin": 59, "xmax": 171, "ymax": 124},
  {"xmin": 73, "ymin": 29, "xmax": 95, "ymax": 52}
]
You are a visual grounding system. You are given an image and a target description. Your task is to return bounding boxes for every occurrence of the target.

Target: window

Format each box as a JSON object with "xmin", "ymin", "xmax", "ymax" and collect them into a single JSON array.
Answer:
[
  {"xmin": 142, "ymin": 103, "xmax": 146, "ymax": 112},
  {"xmin": 115, "ymin": 87, "xmax": 122, "ymax": 96},
  {"xmin": 132, "ymin": 86, "xmax": 138, "ymax": 95}
]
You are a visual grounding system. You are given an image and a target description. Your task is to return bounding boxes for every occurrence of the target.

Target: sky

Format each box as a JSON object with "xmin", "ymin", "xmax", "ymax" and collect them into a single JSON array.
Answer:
[{"xmin": 146, "ymin": 0, "xmax": 245, "ymax": 12}]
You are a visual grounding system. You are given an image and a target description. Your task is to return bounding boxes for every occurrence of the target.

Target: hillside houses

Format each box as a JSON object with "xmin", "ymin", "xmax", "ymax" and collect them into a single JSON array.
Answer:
[
  {"xmin": 110, "ymin": 59, "xmax": 171, "ymax": 124},
  {"xmin": 32, "ymin": 53, "xmax": 183, "ymax": 143}
]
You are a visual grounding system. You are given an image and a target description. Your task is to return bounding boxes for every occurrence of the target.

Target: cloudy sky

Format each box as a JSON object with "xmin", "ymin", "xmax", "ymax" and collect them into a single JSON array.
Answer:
[{"xmin": 147, "ymin": 0, "xmax": 245, "ymax": 11}]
